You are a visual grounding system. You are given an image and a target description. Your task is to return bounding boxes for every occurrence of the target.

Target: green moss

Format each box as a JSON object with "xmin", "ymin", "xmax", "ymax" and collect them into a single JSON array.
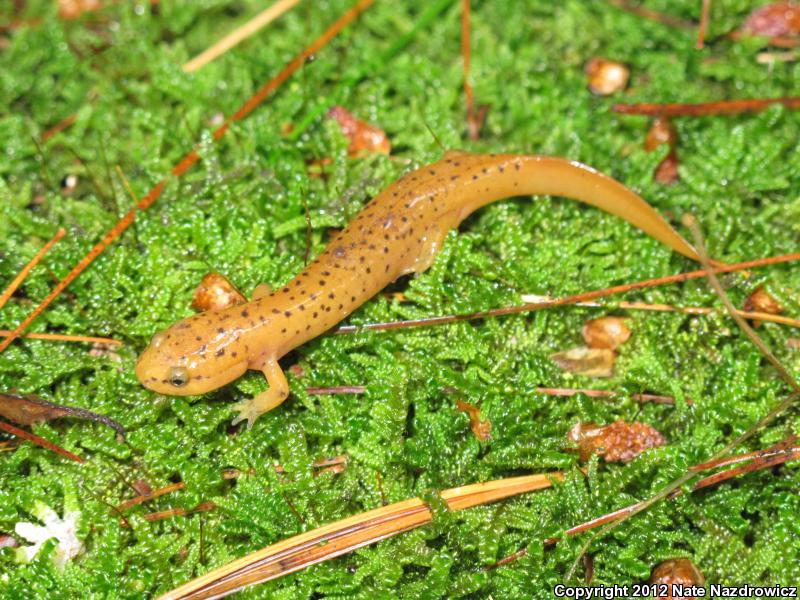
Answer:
[{"xmin": 1, "ymin": 0, "xmax": 799, "ymax": 597}]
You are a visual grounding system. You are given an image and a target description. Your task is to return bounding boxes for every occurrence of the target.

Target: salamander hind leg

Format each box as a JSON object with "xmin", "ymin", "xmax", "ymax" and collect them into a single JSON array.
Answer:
[
  {"xmin": 406, "ymin": 225, "xmax": 451, "ymax": 275},
  {"xmin": 231, "ymin": 359, "xmax": 289, "ymax": 429},
  {"xmin": 252, "ymin": 283, "xmax": 273, "ymax": 300}
]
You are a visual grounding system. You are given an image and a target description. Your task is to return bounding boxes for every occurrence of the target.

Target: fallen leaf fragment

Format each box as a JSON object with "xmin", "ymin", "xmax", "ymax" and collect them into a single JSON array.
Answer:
[
  {"xmin": 58, "ymin": 0, "xmax": 102, "ymax": 20},
  {"xmin": 645, "ymin": 117, "xmax": 680, "ymax": 185},
  {"xmin": 650, "ymin": 558, "xmax": 705, "ymax": 599},
  {"xmin": 550, "ymin": 347, "xmax": 616, "ymax": 378},
  {"xmin": 567, "ymin": 420, "xmax": 666, "ymax": 463},
  {"xmin": 789, "ymin": 338, "xmax": 800, "ymax": 349},
  {"xmin": 644, "ymin": 117, "xmax": 678, "ymax": 151},
  {"xmin": 742, "ymin": 2, "xmax": 800, "ymax": 38},
  {"xmin": 582, "ymin": 317, "xmax": 631, "ymax": 350},
  {"xmin": 743, "ymin": 285, "xmax": 783, "ymax": 315},
  {"xmin": 327, "ymin": 106, "xmax": 391, "ymax": 156},
  {"xmin": 455, "ymin": 399, "xmax": 491, "ymax": 440},
  {"xmin": 654, "ymin": 151, "xmax": 680, "ymax": 185},
  {"xmin": 0, "ymin": 392, "xmax": 125, "ymax": 437},
  {"xmin": 191, "ymin": 273, "xmax": 246, "ymax": 312},
  {"xmin": 584, "ymin": 58, "xmax": 629, "ymax": 96}
]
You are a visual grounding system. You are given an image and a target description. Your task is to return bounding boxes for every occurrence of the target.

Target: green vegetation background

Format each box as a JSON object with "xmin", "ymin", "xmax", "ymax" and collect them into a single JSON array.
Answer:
[{"xmin": 1, "ymin": 0, "xmax": 799, "ymax": 597}]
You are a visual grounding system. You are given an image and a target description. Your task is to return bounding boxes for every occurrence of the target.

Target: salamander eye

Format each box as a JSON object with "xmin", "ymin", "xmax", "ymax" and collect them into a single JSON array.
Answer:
[
  {"xmin": 150, "ymin": 332, "xmax": 166, "ymax": 348},
  {"xmin": 168, "ymin": 367, "xmax": 190, "ymax": 388}
]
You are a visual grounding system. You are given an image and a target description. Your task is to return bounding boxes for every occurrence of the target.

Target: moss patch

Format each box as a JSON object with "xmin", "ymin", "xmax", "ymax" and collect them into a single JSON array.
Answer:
[{"xmin": 1, "ymin": 0, "xmax": 799, "ymax": 596}]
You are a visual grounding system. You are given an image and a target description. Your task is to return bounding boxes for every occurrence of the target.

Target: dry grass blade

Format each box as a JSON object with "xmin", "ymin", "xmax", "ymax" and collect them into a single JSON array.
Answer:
[
  {"xmin": 159, "ymin": 472, "xmax": 562, "ymax": 599},
  {"xmin": 182, "ymin": 0, "xmax": 302, "ymax": 73},
  {"xmin": 0, "ymin": 330, "xmax": 121, "ymax": 345},
  {"xmin": 0, "ymin": 228, "xmax": 65, "ymax": 311}
]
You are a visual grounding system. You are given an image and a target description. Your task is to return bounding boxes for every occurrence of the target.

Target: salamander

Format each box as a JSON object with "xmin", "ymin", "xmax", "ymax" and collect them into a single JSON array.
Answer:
[{"xmin": 135, "ymin": 151, "xmax": 701, "ymax": 427}]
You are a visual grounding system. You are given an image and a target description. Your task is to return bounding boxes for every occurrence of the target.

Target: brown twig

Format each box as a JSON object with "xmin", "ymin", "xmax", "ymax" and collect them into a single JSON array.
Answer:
[
  {"xmin": 0, "ymin": 0, "xmax": 374, "ymax": 355},
  {"xmin": 534, "ymin": 387, "xmax": 691, "ymax": 406},
  {"xmin": 40, "ymin": 114, "xmax": 77, "ymax": 142},
  {"xmin": 182, "ymin": 0, "xmax": 301, "ymax": 73},
  {"xmin": 696, "ymin": 0, "xmax": 711, "ymax": 49},
  {"xmin": 520, "ymin": 296, "xmax": 800, "ymax": 329},
  {"xmin": 333, "ymin": 251, "xmax": 800, "ymax": 335},
  {"xmin": 491, "ymin": 439, "xmax": 800, "ymax": 570},
  {"xmin": 606, "ymin": 0, "xmax": 695, "ymax": 30},
  {"xmin": 305, "ymin": 385, "xmax": 366, "ymax": 395},
  {"xmin": 0, "ymin": 420, "xmax": 85, "ymax": 463},
  {"xmin": 613, "ymin": 96, "xmax": 800, "ymax": 117},
  {"xmin": 140, "ymin": 501, "xmax": 216, "ymax": 524},
  {"xmin": 159, "ymin": 472, "xmax": 562, "ymax": 599},
  {"xmin": 0, "ymin": 228, "xmax": 65, "ymax": 311}
]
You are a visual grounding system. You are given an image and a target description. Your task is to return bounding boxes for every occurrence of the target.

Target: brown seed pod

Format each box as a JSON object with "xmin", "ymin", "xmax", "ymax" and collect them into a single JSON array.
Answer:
[
  {"xmin": 585, "ymin": 58, "xmax": 630, "ymax": 96},
  {"xmin": 582, "ymin": 316, "xmax": 631, "ymax": 350},
  {"xmin": 191, "ymin": 273, "xmax": 247, "ymax": 312},
  {"xmin": 567, "ymin": 420, "xmax": 666, "ymax": 463},
  {"xmin": 650, "ymin": 558, "xmax": 705, "ymax": 599}
]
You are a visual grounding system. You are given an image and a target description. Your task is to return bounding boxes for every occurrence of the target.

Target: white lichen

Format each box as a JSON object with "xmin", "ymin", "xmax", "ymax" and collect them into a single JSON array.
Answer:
[{"xmin": 15, "ymin": 502, "xmax": 82, "ymax": 569}]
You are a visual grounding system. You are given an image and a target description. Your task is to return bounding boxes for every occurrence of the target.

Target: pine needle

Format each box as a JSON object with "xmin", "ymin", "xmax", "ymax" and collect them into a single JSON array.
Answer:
[{"xmin": 159, "ymin": 472, "xmax": 562, "ymax": 599}]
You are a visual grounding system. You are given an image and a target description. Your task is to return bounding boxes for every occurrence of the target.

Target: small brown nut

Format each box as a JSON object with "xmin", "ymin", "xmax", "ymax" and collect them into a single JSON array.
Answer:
[
  {"xmin": 582, "ymin": 317, "xmax": 631, "ymax": 350},
  {"xmin": 585, "ymin": 58, "xmax": 630, "ymax": 96},
  {"xmin": 650, "ymin": 558, "xmax": 705, "ymax": 599},
  {"xmin": 645, "ymin": 117, "xmax": 678, "ymax": 152},
  {"xmin": 191, "ymin": 273, "xmax": 246, "ymax": 312},
  {"xmin": 568, "ymin": 420, "xmax": 666, "ymax": 463},
  {"xmin": 743, "ymin": 286, "xmax": 783, "ymax": 315}
]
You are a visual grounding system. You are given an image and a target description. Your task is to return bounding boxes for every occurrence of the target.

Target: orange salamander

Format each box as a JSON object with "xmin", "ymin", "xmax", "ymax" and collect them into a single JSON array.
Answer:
[{"xmin": 136, "ymin": 151, "xmax": 701, "ymax": 427}]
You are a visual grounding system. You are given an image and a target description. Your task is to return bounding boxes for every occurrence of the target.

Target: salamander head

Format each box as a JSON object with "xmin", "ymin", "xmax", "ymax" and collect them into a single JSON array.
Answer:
[{"xmin": 135, "ymin": 313, "xmax": 248, "ymax": 396}]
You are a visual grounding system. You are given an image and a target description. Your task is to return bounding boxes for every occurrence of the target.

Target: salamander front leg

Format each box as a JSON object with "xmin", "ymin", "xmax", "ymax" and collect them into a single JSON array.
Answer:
[{"xmin": 231, "ymin": 359, "xmax": 289, "ymax": 429}]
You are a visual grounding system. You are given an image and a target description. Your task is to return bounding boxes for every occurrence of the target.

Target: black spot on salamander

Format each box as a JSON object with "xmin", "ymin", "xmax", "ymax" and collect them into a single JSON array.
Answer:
[
  {"xmin": 313, "ymin": 312, "xmax": 318, "ymax": 318},
  {"xmin": 259, "ymin": 316, "xmax": 266, "ymax": 322},
  {"xmin": 514, "ymin": 162, "xmax": 521, "ymax": 170},
  {"xmin": 482, "ymin": 167, "xmax": 488, "ymax": 174},
  {"xmin": 472, "ymin": 175, "xmax": 478, "ymax": 180},
  {"xmin": 241, "ymin": 309, "xmax": 249, "ymax": 317},
  {"xmin": 328, "ymin": 292, "xmax": 335, "ymax": 299},
  {"xmin": 217, "ymin": 328, "xmax": 224, "ymax": 334},
  {"xmin": 383, "ymin": 247, "xmax": 389, "ymax": 253},
  {"xmin": 499, "ymin": 166, "xmax": 505, "ymax": 172},
  {"xmin": 366, "ymin": 267, "xmax": 372, "ymax": 274},
  {"xmin": 272, "ymin": 308, "xmax": 280, "ymax": 314},
  {"xmin": 322, "ymin": 271, "xmax": 331, "ymax": 276},
  {"xmin": 282, "ymin": 287, "xmax": 290, "ymax": 292},
  {"xmin": 401, "ymin": 216, "xmax": 408, "ymax": 223},
  {"xmin": 284, "ymin": 311, "xmax": 292, "ymax": 317},
  {"xmin": 216, "ymin": 349, "xmax": 225, "ymax": 357},
  {"xmin": 334, "ymin": 246, "xmax": 346, "ymax": 257},
  {"xmin": 319, "ymin": 280, "xmax": 326, "ymax": 286},
  {"xmin": 350, "ymin": 296, "xmax": 356, "ymax": 302},
  {"xmin": 231, "ymin": 351, "xmax": 237, "ymax": 358},
  {"xmin": 281, "ymin": 327, "xmax": 287, "ymax": 333},
  {"xmin": 295, "ymin": 280, "xmax": 302, "ymax": 287},
  {"xmin": 195, "ymin": 336, "xmax": 202, "ymax": 341}
]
